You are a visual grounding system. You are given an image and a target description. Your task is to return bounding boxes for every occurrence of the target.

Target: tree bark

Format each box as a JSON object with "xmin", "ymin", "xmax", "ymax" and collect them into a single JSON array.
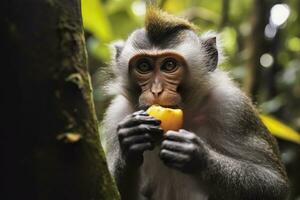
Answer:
[
  {"xmin": 218, "ymin": 0, "xmax": 230, "ymax": 30},
  {"xmin": 244, "ymin": 0, "xmax": 271, "ymax": 102},
  {"xmin": 1, "ymin": 0, "xmax": 120, "ymax": 200}
]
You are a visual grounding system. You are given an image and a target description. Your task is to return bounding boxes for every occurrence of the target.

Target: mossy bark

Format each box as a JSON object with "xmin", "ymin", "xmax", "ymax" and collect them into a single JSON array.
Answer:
[{"xmin": 1, "ymin": 0, "xmax": 120, "ymax": 199}]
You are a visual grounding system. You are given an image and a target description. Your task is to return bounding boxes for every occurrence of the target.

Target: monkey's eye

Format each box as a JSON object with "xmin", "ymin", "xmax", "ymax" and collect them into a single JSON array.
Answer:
[
  {"xmin": 161, "ymin": 59, "xmax": 178, "ymax": 73},
  {"xmin": 135, "ymin": 59, "xmax": 152, "ymax": 74}
]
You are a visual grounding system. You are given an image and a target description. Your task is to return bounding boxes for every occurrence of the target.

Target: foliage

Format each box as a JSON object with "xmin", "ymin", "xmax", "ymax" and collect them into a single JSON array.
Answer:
[
  {"xmin": 81, "ymin": 0, "xmax": 300, "ymax": 143},
  {"xmin": 260, "ymin": 114, "xmax": 300, "ymax": 144},
  {"xmin": 81, "ymin": 0, "xmax": 300, "ymax": 198}
]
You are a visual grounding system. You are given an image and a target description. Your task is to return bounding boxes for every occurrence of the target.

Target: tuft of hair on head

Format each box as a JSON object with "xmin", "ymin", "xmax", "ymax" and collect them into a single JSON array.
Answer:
[{"xmin": 145, "ymin": 5, "xmax": 198, "ymax": 43}]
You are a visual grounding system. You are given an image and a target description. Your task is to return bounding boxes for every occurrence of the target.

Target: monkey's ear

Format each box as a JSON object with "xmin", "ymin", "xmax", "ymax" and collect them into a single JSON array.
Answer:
[
  {"xmin": 202, "ymin": 36, "xmax": 218, "ymax": 71},
  {"xmin": 110, "ymin": 40, "xmax": 125, "ymax": 60}
]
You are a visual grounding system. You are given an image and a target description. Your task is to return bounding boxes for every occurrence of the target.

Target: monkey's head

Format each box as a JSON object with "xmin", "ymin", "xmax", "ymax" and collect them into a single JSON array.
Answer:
[{"xmin": 110, "ymin": 7, "xmax": 219, "ymax": 109}]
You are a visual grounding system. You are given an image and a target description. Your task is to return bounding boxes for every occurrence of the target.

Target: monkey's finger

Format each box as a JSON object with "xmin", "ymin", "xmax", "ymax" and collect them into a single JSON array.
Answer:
[
  {"xmin": 160, "ymin": 149, "xmax": 190, "ymax": 163},
  {"xmin": 132, "ymin": 110, "xmax": 148, "ymax": 116},
  {"xmin": 118, "ymin": 115, "xmax": 160, "ymax": 129},
  {"xmin": 134, "ymin": 114, "xmax": 161, "ymax": 126},
  {"xmin": 122, "ymin": 134, "xmax": 154, "ymax": 148},
  {"xmin": 164, "ymin": 130, "xmax": 199, "ymax": 143},
  {"xmin": 118, "ymin": 124, "xmax": 163, "ymax": 139},
  {"xmin": 146, "ymin": 125, "xmax": 164, "ymax": 137},
  {"xmin": 161, "ymin": 140, "xmax": 195, "ymax": 154},
  {"xmin": 128, "ymin": 142, "xmax": 154, "ymax": 154}
]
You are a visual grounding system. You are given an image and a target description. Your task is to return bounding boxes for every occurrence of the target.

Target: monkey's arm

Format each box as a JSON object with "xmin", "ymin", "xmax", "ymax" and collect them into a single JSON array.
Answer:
[
  {"xmin": 161, "ymin": 129, "xmax": 288, "ymax": 200},
  {"xmin": 204, "ymin": 108, "xmax": 289, "ymax": 199},
  {"xmin": 160, "ymin": 115, "xmax": 289, "ymax": 200},
  {"xmin": 104, "ymin": 122, "xmax": 149, "ymax": 200},
  {"xmin": 201, "ymin": 144, "xmax": 288, "ymax": 200},
  {"xmin": 103, "ymin": 99, "xmax": 162, "ymax": 200},
  {"xmin": 104, "ymin": 121, "xmax": 142, "ymax": 200}
]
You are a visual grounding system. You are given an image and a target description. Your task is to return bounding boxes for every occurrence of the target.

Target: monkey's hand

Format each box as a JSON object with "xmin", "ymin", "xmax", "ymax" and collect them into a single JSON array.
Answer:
[
  {"xmin": 117, "ymin": 110, "xmax": 164, "ymax": 167},
  {"xmin": 160, "ymin": 129, "xmax": 208, "ymax": 173}
]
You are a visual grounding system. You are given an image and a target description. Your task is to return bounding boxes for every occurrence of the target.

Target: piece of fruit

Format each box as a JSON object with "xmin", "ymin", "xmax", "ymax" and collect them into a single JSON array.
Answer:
[{"xmin": 146, "ymin": 105, "xmax": 183, "ymax": 132}]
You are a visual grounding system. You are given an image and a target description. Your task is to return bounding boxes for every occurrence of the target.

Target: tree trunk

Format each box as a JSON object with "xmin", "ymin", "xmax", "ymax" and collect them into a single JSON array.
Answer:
[
  {"xmin": 218, "ymin": 0, "xmax": 230, "ymax": 30},
  {"xmin": 244, "ymin": 0, "xmax": 271, "ymax": 102},
  {"xmin": 1, "ymin": 0, "xmax": 120, "ymax": 200}
]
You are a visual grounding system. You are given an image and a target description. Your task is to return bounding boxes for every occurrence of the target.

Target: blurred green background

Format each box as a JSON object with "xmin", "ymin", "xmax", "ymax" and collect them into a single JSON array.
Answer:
[{"xmin": 81, "ymin": 0, "xmax": 300, "ymax": 199}]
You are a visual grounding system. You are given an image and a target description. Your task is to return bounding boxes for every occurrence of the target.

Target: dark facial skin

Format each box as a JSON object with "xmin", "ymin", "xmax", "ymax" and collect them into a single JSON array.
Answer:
[{"xmin": 129, "ymin": 52, "xmax": 186, "ymax": 107}]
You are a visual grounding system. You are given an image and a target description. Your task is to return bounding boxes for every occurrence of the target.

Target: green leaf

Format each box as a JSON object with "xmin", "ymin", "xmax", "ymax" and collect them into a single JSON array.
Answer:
[
  {"xmin": 81, "ymin": 0, "xmax": 113, "ymax": 42},
  {"xmin": 260, "ymin": 114, "xmax": 300, "ymax": 144},
  {"xmin": 221, "ymin": 27, "xmax": 237, "ymax": 55}
]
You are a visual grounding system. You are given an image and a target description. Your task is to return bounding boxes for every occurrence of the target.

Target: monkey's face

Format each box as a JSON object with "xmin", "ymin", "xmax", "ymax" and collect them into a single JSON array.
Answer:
[
  {"xmin": 112, "ymin": 29, "xmax": 218, "ymax": 109},
  {"xmin": 129, "ymin": 51, "xmax": 186, "ymax": 108}
]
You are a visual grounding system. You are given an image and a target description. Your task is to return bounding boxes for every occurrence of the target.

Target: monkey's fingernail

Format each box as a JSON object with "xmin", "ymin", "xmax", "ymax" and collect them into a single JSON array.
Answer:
[
  {"xmin": 154, "ymin": 120, "xmax": 161, "ymax": 125},
  {"xmin": 137, "ymin": 110, "xmax": 148, "ymax": 114},
  {"xmin": 139, "ymin": 113, "xmax": 149, "ymax": 117}
]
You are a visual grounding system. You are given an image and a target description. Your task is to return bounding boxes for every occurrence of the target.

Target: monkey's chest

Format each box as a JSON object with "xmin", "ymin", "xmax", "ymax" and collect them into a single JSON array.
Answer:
[{"xmin": 141, "ymin": 149, "xmax": 208, "ymax": 200}]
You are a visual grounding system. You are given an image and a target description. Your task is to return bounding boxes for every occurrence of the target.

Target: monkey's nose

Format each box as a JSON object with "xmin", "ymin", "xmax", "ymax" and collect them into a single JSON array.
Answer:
[{"xmin": 151, "ymin": 83, "xmax": 163, "ymax": 97}]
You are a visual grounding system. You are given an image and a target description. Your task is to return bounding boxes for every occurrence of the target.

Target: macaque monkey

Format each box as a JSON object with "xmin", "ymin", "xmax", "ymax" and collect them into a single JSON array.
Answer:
[{"xmin": 101, "ymin": 7, "xmax": 289, "ymax": 200}]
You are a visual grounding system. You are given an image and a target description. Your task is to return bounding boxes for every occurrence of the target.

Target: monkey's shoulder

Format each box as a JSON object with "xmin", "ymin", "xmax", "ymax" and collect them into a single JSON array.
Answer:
[
  {"xmin": 207, "ymin": 72, "xmax": 268, "ymax": 134},
  {"xmin": 103, "ymin": 95, "xmax": 134, "ymax": 123}
]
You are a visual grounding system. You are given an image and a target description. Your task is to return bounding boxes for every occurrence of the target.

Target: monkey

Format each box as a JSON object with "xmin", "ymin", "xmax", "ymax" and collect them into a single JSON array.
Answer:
[{"xmin": 100, "ymin": 7, "xmax": 289, "ymax": 200}]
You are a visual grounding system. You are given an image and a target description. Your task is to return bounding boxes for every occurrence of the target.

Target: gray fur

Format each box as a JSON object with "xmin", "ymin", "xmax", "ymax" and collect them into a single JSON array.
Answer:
[
  {"xmin": 101, "ymin": 25, "xmax": 288, "ymax": 200},
  {"xmin": 102, "ymin": 72, "xmax": 288, "ymax": 200}
]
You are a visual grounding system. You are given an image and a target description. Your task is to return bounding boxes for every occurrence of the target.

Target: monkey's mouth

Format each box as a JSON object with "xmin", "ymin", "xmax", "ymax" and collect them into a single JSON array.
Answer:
[
  {"xmin": 162, "ymin": 105, "xmax": 180, "ymax": 109},
  {"xmin": 138, "ymin": 104, "xmax": 180, "ymax": 110}
]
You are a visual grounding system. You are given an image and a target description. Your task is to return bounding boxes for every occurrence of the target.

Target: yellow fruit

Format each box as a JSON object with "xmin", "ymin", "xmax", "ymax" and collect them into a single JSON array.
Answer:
[{"xmin": 146, "ymin": 105, "xmax": 183, "ymax": 132}]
